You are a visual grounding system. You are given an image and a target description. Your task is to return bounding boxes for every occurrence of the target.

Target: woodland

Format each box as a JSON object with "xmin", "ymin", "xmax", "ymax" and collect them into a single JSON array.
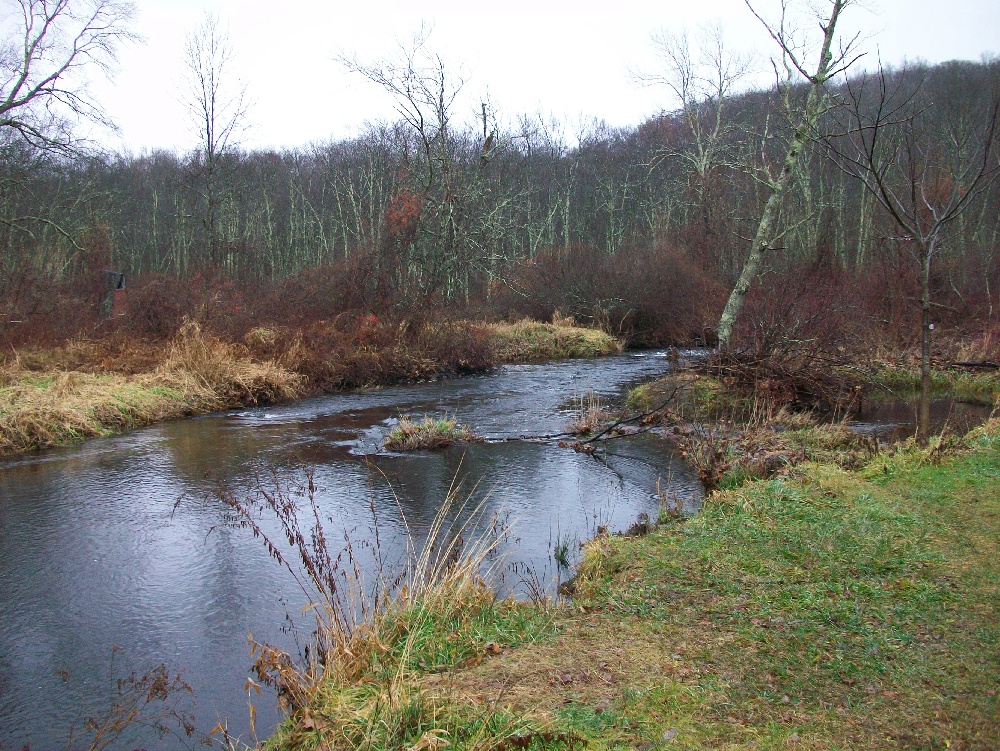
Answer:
[{"xmin": 0, "ymin": 9, "xmax": 996, "ymax": 363}]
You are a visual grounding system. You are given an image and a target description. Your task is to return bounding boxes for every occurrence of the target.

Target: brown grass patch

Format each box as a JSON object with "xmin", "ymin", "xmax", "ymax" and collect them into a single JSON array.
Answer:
[
  {"xmin": 488, "ymin": 321, "xmax": 622, "ymax": 362},
  {"xmin": 0, "ymin": 321, "xmax": 303, "ymax": 455}
]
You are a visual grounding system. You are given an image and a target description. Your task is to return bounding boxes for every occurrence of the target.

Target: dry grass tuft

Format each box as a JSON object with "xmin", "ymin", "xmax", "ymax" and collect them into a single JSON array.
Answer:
[
  {"xmin": 158, "ymin": 320, "xmax": 303, "ymax": 406},
  {"xmin": 488, "ymin": 321, "xmax": 622, "ymax": 362}
]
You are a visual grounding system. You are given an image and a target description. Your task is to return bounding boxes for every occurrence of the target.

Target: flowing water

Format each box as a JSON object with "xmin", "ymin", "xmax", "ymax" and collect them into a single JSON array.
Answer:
[{"xmin": 0, "ymin": 352, "xmax": 703, "ymax": 749}]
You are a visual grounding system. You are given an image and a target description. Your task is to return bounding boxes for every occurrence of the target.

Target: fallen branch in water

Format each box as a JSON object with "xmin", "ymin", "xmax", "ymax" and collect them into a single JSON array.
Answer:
[
  {"xmin": 952, "ymin": 360, "xmax": 1000, "ymax": 370},
  {"xmin": 576, "ymin": 382, "xmax": 690, "ymax": 445},
  {"xmin": 492, "ymin": 381, "xmax": 690, "ymax": 446}
]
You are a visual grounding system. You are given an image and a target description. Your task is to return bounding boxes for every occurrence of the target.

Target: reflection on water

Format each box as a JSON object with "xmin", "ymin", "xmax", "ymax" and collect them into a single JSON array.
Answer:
[
  {"xmin": 0, "ymin": 352, "xmax": 701, "ymax": 749},
  {"xmin": 849, "ymin": 395, "xmax": 995, "ymax": 440}
]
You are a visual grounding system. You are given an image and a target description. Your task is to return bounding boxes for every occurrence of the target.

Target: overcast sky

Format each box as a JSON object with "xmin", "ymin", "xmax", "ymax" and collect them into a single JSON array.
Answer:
[{"xmin": 90, "ymin": 0, "xmax": 999, "ymax": 154}]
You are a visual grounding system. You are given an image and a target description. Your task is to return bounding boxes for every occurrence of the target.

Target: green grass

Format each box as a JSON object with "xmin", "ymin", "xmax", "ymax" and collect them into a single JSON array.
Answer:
[
  {"xmin": 264, "ymin": 580, "xmax": 559, "ymax": 751},
  {"xmin": 384, "ymin": 416, "xmax": 483, "ymax": 451},
  {"xmin": 861, "ymin": 363, "xmax": 1000, "ymax": 404},
  {"xmin": 428, "ymin": 421, "xmax": 1000, "ymax": 751}
]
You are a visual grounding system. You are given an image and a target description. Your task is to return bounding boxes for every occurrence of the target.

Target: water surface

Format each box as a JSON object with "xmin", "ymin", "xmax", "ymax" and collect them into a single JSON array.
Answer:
[{"xmin": 0, "ymin": 352, "xmax": 700, "ymax": 749}]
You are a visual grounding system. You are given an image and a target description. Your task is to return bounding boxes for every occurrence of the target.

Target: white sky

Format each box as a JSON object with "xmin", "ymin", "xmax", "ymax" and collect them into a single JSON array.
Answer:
[{"xmin": 90, "ymin": 0, "xmax": 999, "ymax": 154}]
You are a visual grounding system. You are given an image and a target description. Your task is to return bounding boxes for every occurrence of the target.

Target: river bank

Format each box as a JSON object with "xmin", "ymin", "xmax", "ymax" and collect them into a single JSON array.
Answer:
[
  {"xmin": 263, "ymin": 390, "xmax": 1000, "ymax": 750},
  {"xmin": 0, "ymin": 318, "xmax": 621, "ymax": 456},
  {"xmin": 0, "ymin": 349, "xmax": 686, "ymax": 750}
]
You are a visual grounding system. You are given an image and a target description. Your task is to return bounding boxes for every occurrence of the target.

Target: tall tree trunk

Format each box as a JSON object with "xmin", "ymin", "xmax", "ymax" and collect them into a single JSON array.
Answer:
[
  {"xmin": 919, "ymin": 245, "xmax": 933, "ymax": 443},
  {"xmin": 716, "ymin": 108, "xmax": 817, "ymax": 348},
  {"xmin": 716, "ymin": 0, "xmax": 847, "ymax": 350}
]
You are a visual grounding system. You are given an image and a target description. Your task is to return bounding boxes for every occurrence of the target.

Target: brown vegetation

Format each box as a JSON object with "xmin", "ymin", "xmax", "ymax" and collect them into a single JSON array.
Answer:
[
  {"xmin": 0, "ymin": 308, "xmax": 620, "ymax": 456},
  {"xmin": 0, "ymin": 322, "xmax": 303, "ymax": 455}
]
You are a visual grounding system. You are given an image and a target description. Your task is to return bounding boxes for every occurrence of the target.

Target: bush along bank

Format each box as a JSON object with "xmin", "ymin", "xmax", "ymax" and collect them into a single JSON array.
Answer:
[
  {"xmin": 0, "ymin": 318, "xmax": 621, "ymax": 457},
  {"xmin": 270, "ymin": 419, "xmax": 1000, "ymax": 750}
]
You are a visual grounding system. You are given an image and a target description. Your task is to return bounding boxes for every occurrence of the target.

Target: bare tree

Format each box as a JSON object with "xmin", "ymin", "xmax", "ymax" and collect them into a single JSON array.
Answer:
[
  {"xmin": 180, "ymin": 12, "xmax": 249, "ymax": 265},
  {"xmin": 716, "ymin": 0, "xmax": 860, "ymax": 350},
  {"xmin": 0, "ymin": 0, "xmax": 136, "ymax": 152},
  {"xmin": 640, "ymin": 24, "xmax": 753, "ymax": 240},
  {"xmin": 831, "ymin": 67, "xmax": 999, "ymax": 441},
  {"xmin": 339, "ymin": 27, "xmax": 504, "ymax": 301}
]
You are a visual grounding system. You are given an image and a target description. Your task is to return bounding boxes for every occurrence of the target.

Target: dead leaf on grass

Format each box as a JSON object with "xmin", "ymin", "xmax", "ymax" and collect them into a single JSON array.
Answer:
[{"xmin": 410, "ymin": 729, "xmax": 451, "ymax": 751}]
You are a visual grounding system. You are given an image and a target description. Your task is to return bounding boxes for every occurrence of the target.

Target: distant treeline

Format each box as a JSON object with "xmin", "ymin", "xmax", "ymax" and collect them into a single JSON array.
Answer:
[{"xmin": 2, "ymin": 59, "xmax": 998, "ymax": 348}]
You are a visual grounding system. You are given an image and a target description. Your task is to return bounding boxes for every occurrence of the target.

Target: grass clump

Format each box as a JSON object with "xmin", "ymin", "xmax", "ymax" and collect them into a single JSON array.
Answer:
[
  {"xmin": 488, "ymin": 320, "xmax": 622, "ymax": 362},
  {"xmin": 567, "ymin": 392, "xmax": 612, "ymax": 435},
  {"xmin": 268, "ymin": 582, "xmax": 561, "ymax": 751},
  {"xmin": 384, "ymin": 416, "xmax": 483, "ymax": 451},
  {"xmin": 216, "ymin": 472, "xmax": 563, "ymax": 751}
]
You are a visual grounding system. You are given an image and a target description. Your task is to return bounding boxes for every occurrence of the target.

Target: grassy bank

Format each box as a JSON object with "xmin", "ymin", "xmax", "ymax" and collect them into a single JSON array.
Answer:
[
  {"xmin": 343, "ymin": 421, "xmax": 997, "ymax": 751},
  {"xmin": 0, "ymin": 318, "xmax": 620, "ymax": 457},
  {"xmin": 0, "ymin": 322, "xmax": 304, "ymax": 455},
  {"xmin": 858, "ymin": 362, "xmax": 1000, "ymax": 405}
]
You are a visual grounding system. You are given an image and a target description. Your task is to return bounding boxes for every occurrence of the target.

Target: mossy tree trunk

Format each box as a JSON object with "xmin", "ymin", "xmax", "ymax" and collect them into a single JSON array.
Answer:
[{"xmin": 716, "ymin": 0, "xmax": 851, "ymax": 351}]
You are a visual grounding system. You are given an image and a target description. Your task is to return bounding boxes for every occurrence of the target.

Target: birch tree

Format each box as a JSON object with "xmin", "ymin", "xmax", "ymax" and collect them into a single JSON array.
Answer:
[{"xmin": 716, "ymin": 0, "xmax": 859, "ymax": 349}]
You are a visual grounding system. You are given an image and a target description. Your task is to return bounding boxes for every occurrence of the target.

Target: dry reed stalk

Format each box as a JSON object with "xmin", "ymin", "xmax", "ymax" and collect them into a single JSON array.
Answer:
[
  {"xmin": 567, "ymin": 392, "xmax": 612, "ymax": 435},
  {"xmin": 215, "ymin": 468, "xmax": 536, "ymax": 750}
]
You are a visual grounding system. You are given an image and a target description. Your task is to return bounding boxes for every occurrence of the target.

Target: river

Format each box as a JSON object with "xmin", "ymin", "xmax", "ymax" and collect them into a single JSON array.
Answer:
[{"xmin": 0, "ymin": 351, "xmax": 703, "ymax": 749}]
